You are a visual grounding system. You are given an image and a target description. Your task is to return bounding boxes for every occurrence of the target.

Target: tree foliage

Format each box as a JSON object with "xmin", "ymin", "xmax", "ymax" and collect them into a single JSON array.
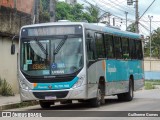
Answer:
[
  {"xmin": 126, "ymin": 23, "xmax": 160, "ymax": 59},
  {"xmin": 151, "ymin": 28, "xmax": 160, "ymax": 59},
  {"xmin": 39, "ymin": 0, "xmax": 50, "ymax": 23},
  {"xmin": 86, "ymin": 4, "xmax": 100, "ymax": 23},
  {"xmin": 56, "ymin": 2, "xmax": 98, "ymax": 22},
  {"xmin": 126, "ymin": 23, "xmax": 136, "ymax": 32},
  {"xmin": 144, "ymin": 27, "xmax": 160, "ymax": 59},
  {"xmin": 39, "ymin": 1, "xmax": 100, "ymax": 23}
]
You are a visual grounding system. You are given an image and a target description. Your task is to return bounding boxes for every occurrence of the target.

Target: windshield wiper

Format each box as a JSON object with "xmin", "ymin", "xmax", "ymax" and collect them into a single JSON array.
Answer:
[
  {"xmin": 54, "ymin": 35, "xmax": 68, "ymax": 55},
  {"xmin": 34, "ymin": 37, "xmax": 48, "ymax": 55}
]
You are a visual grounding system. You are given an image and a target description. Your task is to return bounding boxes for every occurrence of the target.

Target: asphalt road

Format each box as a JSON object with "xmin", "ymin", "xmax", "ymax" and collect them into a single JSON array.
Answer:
[{"xmin": 1, "ymin": 89, "xmax": 160, "ymax": 120}]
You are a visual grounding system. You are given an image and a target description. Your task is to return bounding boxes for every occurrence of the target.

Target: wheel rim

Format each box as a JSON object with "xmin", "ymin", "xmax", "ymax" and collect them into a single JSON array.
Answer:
[
  {"xmin": 130, "ymin": 83, "xmax": 133, "ymax": 98},
  {"xmin": 97, "ymin": 89, "xmax": 101, "ymax": 105}
]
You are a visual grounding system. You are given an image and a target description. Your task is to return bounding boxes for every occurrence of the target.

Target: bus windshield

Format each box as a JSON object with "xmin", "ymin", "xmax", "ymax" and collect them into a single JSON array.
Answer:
[{"xmin": 20, "ymin": 35, "xmax": 83, "ymax": 76}]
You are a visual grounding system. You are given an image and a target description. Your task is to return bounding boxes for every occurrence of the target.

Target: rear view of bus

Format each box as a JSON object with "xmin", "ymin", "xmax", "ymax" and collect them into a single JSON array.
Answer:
[{"xmin": 19, "ymin": 23, "xmax": 87, "ymax": 108}]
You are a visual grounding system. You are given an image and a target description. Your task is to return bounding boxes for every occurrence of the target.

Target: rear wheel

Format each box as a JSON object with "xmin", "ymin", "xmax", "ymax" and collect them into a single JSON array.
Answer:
[
  {"xmin": 39, "ymin": 101, "xmax": 52, "ymax": 109},
  {"xmin": 118, "ymin": 80, "xmax": 133, "ymax": 101}
]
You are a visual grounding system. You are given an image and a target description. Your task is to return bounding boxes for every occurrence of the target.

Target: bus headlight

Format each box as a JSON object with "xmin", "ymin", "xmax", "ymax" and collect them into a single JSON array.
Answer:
[
  {"xmin": 22, "ymin": 83, "xmax": 29, "ymax": 90},
  {"xmin": 72, "ymin": 75, "xmax": 85, "ymax": 88},
  {"xmin": 20, "ymin": 80, "xmax": 29, "ymax": 90}
]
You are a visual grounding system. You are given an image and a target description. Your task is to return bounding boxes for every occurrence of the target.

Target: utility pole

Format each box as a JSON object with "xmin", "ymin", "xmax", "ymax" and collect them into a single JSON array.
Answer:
[
  {"xmin": 113, "ymin": 18, "xmax": 115, "ymax": 26},
  {"xmin": 148, "ymin": 15, "xmax": 153, "ymax": 71},
  {"xmin": 32, "ymin": 0, "xmax": 36, "ymax": 24},
  {"xmin": 35, "ymin": 0, "xmax": 39, "ymax": 23},
  {"xmin": 127, "ymin": 0, "xmax": 139, "ymax": 33},
  {"xmin": 50, "ymin": 0, "xmax": 56, "ymax": 22},
  {"xmin": 108, "ymin": 13, "xmax": 111, "ymax": 26},
  {"xmin": 135, "ymin": 0, "xmax": 139, "ymax": 33},
  {"xmin": 125, "ymin": 11, "xmax": 128, "ymax": 30}
]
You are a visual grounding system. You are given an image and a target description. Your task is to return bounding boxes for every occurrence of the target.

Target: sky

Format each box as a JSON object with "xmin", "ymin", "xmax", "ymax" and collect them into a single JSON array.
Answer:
[{"xmin": 59, "ymin": 0, "xmax": 160, "ymax": 36}]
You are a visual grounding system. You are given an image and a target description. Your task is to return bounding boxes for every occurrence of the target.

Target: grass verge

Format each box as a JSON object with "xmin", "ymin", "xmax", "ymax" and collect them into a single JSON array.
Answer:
[
  {"xmin": 0, "ymin": 101, "xmax": 39, "ymax": 110},
  {"xmin": 145, "ymin": 80, "xmax": 160, "ymax": 90}
]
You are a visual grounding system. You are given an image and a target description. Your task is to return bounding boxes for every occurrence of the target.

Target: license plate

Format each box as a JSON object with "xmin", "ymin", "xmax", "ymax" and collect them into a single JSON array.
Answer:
[{"xmin": 45, "ymin": 96, "xmax": 57, "ymax": 100}]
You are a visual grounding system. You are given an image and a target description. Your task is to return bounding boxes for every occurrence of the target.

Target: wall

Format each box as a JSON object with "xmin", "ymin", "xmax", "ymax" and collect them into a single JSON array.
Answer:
[
  {"xmin": 0, "ymin": 0, "xmax": 34, "ymax": 14},
  {"xmin": 0, "ymin": 37, "xmax": 19, "ymax": 93},
  {"xmin": 0, "ymin": 6, "xmax": 32, "ymax": 35},
  {"xmin": 144, "ymin": 60, "xmax": 160, "ymax": 71},
  {"xmin": 144, "ymin": 60, "xmax": 160, "ymax": 80},
  {"xmin": 0, "ymin": 3, "xmax": 33, "ymax": 93}
]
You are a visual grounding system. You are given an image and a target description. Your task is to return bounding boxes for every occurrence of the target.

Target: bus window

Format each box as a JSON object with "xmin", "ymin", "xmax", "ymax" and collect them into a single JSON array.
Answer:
[
  {"xmin": 95, "ymin": 33, "xmax": 105, "ymax": 58},
  {"xmin": 86, "ymin": 30, "xmax": 95, "ymax": 60},
  {"xmin": 135, "ymin": 40, "xmax": 143, "ymax": 60},
  {"xmin": 114, "ymin": 36, "xmax": 122, "ymax": 59},
  {"xmin": 122, "ymin": 38, "xmax": 129, "ymax": 59},
  {"xmin": 129, "ymin": 39, "xmax": 136, "ymax": 59},
  {"xmin": 105, "ymin": 34, "xmax": 114, "ymax": 58}
]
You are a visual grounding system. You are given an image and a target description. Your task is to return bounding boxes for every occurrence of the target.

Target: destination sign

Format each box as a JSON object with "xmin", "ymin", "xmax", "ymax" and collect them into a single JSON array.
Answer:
[{"xmin": 21, "ymin": 25, "xmax": 82, "ymax": 37}]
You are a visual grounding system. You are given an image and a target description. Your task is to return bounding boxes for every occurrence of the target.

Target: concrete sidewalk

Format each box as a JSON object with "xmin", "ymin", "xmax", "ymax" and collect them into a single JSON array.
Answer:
[{"xmin": 0, "ymin": 94, "xmax": 39, "ymax": 110}]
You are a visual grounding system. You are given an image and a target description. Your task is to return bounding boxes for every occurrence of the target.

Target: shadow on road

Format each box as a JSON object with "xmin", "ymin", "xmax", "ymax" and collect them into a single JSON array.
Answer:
[{"xmin": 31, "ymin": 97, "xmax": 130, "ymax": 110}]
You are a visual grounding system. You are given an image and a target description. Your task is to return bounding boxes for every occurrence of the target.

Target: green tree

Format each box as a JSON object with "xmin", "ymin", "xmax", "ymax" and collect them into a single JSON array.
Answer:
[
  {"xmin": 86, "ymin": 5, "xmax": 100, "ymax": 23},
  {"xmin": 151, "ymin": 27, "xmax": 160, "ymax": 59},
  {"xmin": 39, "ymin": 0, "xmax": 50, "ymax": 23},
  {"xmin": 126, "ymin": 23, "xmax": 136, "ymax": 32},
  {"xmin": 71, "ymin": 4, "xmax": 84, "ymax": 21},
  {"xmin": 144, "ymin": 28, "xmax": 160, "ymax": 59},
  {"xmin": 56, "ymin": 2, "xmax": 96, "ymax": 22},
  {"xmin": 39, "ymin": 1, "xmax": 100, "ymax": 23},
  {"xmin": 56, "ymin": 2, "xmax": 73, "ymax": 21},
  {"xmin": 82, "ymin": 12, "xmax": 93, "ymax": 22}
]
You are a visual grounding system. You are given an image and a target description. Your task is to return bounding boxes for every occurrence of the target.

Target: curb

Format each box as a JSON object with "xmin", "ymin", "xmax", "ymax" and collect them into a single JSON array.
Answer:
[{"xmin": 0, "ymin": 101, "xmax": 39, "ymax": 110}]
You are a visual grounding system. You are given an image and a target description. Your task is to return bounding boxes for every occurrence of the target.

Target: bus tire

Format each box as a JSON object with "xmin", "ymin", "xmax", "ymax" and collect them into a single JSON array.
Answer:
[
  {"xmin": 39, "ymin": 101, "xmax": 51, "ymax": 109},
  {"xmin": 118, "ymin": 80, "xmax": 133, "ymax": 101},
  {"xmin": 90, "ymin": 88, "xmax": 102, "ymax": 107}
]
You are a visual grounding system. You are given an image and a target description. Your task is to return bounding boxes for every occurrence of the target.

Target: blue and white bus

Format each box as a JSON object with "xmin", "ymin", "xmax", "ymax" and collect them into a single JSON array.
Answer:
[{"xmin": 17, "ymin": 21, "xmax": 144, "ymax": 108}]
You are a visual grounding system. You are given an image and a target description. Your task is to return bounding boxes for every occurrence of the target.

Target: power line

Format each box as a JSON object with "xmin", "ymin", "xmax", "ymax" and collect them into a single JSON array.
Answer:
[
  {"xmin": 140, "ymin": 20, "xmax": 160, "ymax": 22},
  {"xmin": 104, "ymin": 0, "xmax": 135, "ymax": 14},
  {"xmin": 139, "ymin": 0, "xmax": 156, "ymax": 20},
  {"xmin": 82, "ymin": 0, "xmax": 158, "ymax": 35}
]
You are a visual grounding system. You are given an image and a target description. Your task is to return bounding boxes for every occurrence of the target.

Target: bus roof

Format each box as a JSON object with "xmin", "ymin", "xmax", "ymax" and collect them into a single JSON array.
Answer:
[{"xmin": 21, "ymin": 22, "xmax": 142, "ymax": 39}]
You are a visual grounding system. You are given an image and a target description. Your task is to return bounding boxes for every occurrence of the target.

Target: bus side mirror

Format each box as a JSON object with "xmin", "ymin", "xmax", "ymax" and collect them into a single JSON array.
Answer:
[
  {"xmin": 11, "ymin": 35, "xmax": 19, "ymax": 55},
  {"xmin": 11, "ymin": 44, "xmax": 15, "ymax": 55}
]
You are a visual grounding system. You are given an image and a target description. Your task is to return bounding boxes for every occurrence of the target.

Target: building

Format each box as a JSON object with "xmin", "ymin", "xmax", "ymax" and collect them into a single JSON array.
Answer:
[{"xmin": 0, "ymin": 0, "xmax": 34, "ymax": 94}]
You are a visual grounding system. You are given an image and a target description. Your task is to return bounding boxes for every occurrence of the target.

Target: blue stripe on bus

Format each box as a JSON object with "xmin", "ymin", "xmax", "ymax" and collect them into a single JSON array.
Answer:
[
  {"xmin": 106, "ymin": 60, "xmax": 143, "ymax": 82},
  {"xmin": 33, "ymin": 77, "xmax": 79, "ymax": 90},
  {"xmin": 104, "ymin": 27, "xmax": 141, "ymax": 39}
]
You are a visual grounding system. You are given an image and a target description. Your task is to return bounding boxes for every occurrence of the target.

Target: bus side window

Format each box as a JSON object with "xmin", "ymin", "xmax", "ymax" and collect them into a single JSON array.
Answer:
[
  {"xmin": 135, "ymin": 40, "xmax": 143, "ymax": 60},
  {"xmin": 105, "ymin": 34, "xmax": 114, "ymax": 58},
  {"xmin": 129, "ymin": 39, "xmax": 136, "ymax": 59},
  {"xmin": 122, "ymin": 37, "xmax": 130, "ymax": 59},
  {"xmin": 86, "ymin": 30, "xmax": 95, "ymax": 60},
  {"xmin": 114, "ymin": 36, "xmax": 122, "ymax": 59},
  {"xmin": 95, "ymin": 33, "xmax": 105, "ymax": 58}
]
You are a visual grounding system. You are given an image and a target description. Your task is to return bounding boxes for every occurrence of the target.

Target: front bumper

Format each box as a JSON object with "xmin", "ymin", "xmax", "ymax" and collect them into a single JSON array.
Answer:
[{"xmin": 20, "ymin": 85, "xmax": 87, "ymax": 101}]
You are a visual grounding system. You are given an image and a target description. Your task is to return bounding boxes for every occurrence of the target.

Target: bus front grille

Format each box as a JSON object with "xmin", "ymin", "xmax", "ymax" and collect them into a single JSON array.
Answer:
[{"xmin": 33, "ymin": 91, "xmax": 69, "ymax": 99}]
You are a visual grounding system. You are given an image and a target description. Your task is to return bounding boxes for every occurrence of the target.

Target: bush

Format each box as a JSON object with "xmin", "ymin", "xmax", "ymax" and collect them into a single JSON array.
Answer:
[
  {"xmin": 145, "ymin": 82, "xmax": 155, "ymax": 90},
  {"xmin": 0, "ymin": 77, "xmax": 2, "ymax": 94},
  {"xmin": 0, "ymin": 78, "xmax": 14, "ymax": 96},
  {"xmin": 0, "ymin": 77, "xmax": 2, "ymax": 86}
]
